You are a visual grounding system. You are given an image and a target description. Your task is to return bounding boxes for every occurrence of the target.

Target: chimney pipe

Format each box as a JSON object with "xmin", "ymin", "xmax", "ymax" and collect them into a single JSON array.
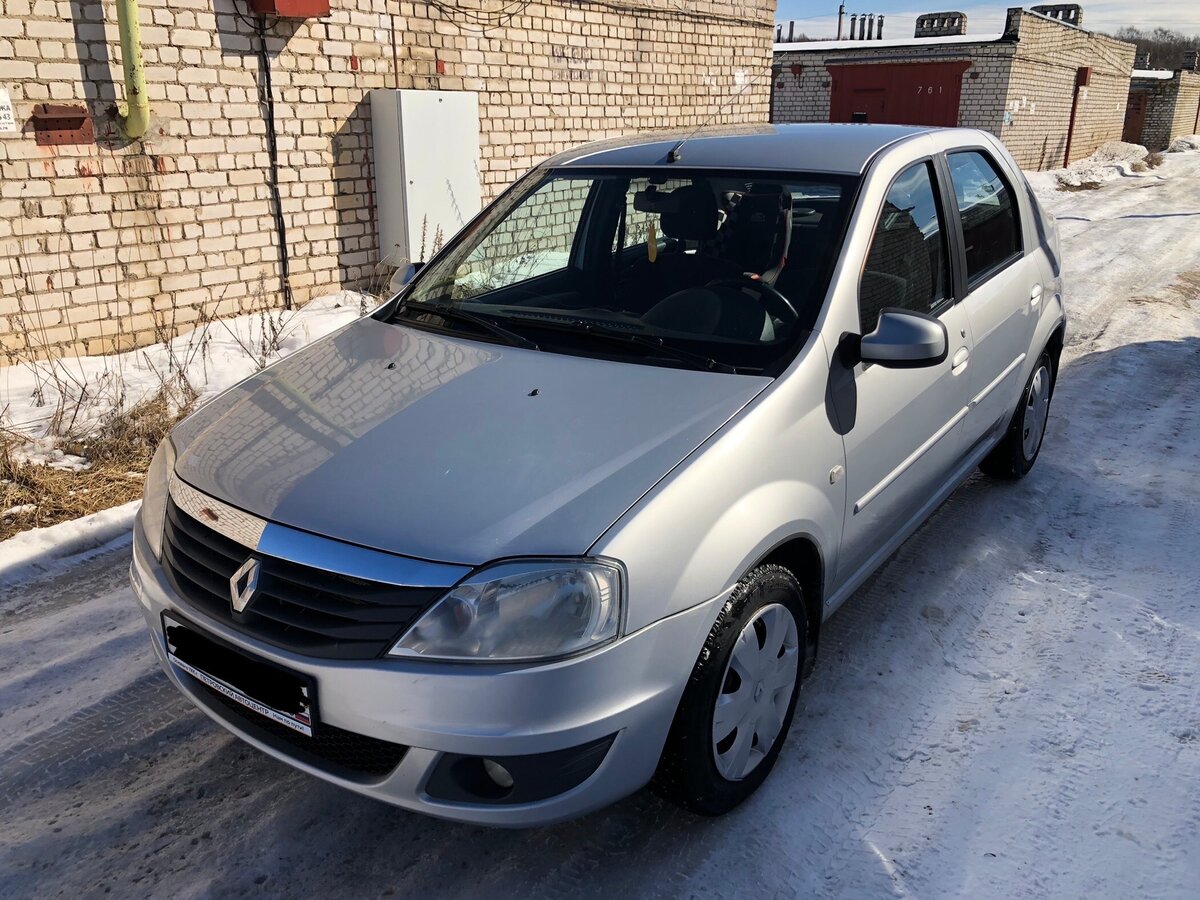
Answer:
[
  {"xmin": 877, "ymin": 15, "xmax": 884, "ymax": 38},
  {"xmin": 787, "ymin": 20, "xmax": 795, "ymax": 41},
  {"xmin": 837, "ymin": 3, "xmax": 846, "ymax": 40},
  {"xmin": 849, "ymin": 13, "xmax": 857, "ymax": 40}
]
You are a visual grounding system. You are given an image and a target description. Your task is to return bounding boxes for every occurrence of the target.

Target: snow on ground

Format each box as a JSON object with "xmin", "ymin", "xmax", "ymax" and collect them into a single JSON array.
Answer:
[
  {"xmin": 0, "ymin": 290, "xmax": 371, "ymax": 440},
  {"xmin": 1, "ymin": 150, "xmax": 1199, "ymax": 897},
  {"xmin": 0, "ymin": 500, "xmax": 139, "ymax": 588}
]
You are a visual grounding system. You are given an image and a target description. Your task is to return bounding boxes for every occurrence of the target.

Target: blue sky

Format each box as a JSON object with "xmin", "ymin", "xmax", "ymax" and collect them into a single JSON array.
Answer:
[{"xmin": 774, "ymin": 2, "xmax": 1200, "ymax": 38}]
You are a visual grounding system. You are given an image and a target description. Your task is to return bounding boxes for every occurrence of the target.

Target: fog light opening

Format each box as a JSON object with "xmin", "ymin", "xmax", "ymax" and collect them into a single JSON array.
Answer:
[{"xmin": 482, "ymin": 758, "xmax": 514, "ymax": 791}]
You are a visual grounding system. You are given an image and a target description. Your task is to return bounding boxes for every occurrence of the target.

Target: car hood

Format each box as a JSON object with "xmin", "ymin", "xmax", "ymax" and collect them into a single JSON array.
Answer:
[{"xmin": 172, "ymin": 317, "xmax": 770, "ymax": 565}]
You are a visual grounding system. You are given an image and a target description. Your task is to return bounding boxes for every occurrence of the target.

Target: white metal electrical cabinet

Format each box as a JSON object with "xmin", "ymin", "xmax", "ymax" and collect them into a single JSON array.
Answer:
[{"xmin": 370, "ymin": 89, "xmax": 481, "ymax": 266}]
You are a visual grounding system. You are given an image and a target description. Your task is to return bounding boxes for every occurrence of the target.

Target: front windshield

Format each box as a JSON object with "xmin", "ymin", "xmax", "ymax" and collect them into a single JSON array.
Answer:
[{"xmin": 391, "ymin": 167, "xmax": 857, "ymax": 374}]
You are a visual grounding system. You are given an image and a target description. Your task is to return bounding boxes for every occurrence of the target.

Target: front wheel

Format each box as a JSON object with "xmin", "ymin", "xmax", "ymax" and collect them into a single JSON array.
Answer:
[
  {"xmin": 980, "ymin": 351, "xmax": 1055, "ymax": 479},
  {"xmin": 652, "ymin": 565, "xmax": 806, "ymax": 816}
]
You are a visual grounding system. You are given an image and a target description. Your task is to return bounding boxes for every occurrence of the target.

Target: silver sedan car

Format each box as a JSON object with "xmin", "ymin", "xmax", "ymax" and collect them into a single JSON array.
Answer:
[{"xmin": 130, "ymin": 124, "xmax": 1065, "ymax": 826}]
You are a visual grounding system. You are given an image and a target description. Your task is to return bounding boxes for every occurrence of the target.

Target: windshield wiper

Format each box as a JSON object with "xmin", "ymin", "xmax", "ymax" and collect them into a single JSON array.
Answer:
[
  {"xmin": 396, "ymin": 302, "xmax": 539, "ymax": 351},
  {"xmin": 506, "ymin": 316, "xmax": 738, "ymax": 374}
]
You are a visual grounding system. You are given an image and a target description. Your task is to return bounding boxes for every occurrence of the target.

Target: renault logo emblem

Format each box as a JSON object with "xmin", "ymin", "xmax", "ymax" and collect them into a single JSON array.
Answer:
[{"xmin": 230, "ymin": 558, "xmax": 261, "ymax": 613}]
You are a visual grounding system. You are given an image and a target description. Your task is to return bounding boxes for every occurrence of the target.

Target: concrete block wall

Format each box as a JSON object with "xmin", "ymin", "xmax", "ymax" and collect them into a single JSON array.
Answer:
[
  {"xmin": 1129, "ymin": 72, "xmax": 1200, "ymax": 151},
  {"xmin": 1000, "ymin": 10, "xmax": 1135, "ymax": 168},
  {"xmin": 0, "ymin": 0, "xmax": 774, "ymax": 362},
  {"xmin": 1169, "ymin": 72, "xmax": 1200, "ymax": 143}
]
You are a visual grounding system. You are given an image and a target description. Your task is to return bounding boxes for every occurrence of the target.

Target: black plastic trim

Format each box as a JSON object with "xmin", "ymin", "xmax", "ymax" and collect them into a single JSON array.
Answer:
[{"xmin": 425, "ymin": 734, "xmax": 616, "ymax": 805}]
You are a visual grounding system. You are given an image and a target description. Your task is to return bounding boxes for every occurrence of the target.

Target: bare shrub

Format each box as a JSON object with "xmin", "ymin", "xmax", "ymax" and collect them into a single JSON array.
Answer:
[{"xmin": 1146, "ymin": 151, "xmax": 1165, "ymax": 168}]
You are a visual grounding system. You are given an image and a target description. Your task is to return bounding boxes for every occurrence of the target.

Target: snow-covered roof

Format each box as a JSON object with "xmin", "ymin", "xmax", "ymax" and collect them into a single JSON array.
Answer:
[
  {"xmin": 774, "ymin": 33, "xmax": 1004, "ymax": 53},
  {"xmin": 1132, "ymin": 69, "xmax": 1175, "ymax": 80}
]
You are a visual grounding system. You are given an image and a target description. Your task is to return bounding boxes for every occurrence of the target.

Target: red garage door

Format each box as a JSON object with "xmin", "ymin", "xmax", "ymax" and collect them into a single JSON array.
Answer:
[{"xmin": 828, "ymin": 62, "xmax": 971, "ymax": 127}]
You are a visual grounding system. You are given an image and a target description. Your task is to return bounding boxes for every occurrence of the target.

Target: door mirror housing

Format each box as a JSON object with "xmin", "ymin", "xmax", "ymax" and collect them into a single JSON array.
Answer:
[
  {"xmin": 389, "ymin": 261, "xmax": 425, "ymax": 295},
  {"xmin": 859, "ymin": 309, "xmax": 948, "ymax": 368}
]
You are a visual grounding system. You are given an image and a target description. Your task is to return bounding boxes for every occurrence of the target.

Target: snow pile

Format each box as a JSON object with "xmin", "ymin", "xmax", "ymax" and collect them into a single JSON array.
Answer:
[
  {"xmin": 1, "ymin": 291, "xmax": 372, "ymax": 440},
  {"xmin": 6, "ymin": 437, "xmax": 90, "ymax": 471},
  {"xmin": 1169, "ymin": 134, "xmax": 1200, "ymax": 152},
  {"xmin": 1033, "ymin": 141, "xmax": 1151, "ymax": 190},
  {"xmin": 0, "ymin": 499, "xmax": 140, "ymax": 586}
]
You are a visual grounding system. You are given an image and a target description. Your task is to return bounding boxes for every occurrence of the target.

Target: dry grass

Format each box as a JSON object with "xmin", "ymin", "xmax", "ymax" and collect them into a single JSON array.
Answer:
[
  {"xmin": 0, "ymin": 386, "xmax": 194, "ymax": 541},
  {"xmin": 1056, "ymin": 180, "xmax": 1102, "ymax": 192},
  {"xmin": 0, "ymin": 272, "xmax": 299, "ymax": 542},
  {"xmin": 1146, "ymin": 151, "xmax": 1166, "ymax": 168}
]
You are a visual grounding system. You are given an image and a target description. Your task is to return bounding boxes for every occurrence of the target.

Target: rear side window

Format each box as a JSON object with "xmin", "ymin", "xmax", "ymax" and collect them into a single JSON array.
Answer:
[
  {"xmin": 859, "ymin": 161, "xmax": 949, "ymax": 334},
  {"xmin": 947, "ymin": 150, "xmax": 1021, "ymax": 285}
]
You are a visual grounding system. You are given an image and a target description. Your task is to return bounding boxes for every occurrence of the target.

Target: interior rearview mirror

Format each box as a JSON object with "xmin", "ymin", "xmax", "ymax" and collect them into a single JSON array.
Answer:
[{"xmin": 858, "ymin": 309, "xmax": 948, "ymax": 368}]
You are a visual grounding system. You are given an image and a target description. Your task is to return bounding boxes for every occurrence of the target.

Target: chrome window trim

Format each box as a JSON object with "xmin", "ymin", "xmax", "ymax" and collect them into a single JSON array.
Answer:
[{"xmin": 167, "ymin": 476, "xmax": 470, "ymax": 588}]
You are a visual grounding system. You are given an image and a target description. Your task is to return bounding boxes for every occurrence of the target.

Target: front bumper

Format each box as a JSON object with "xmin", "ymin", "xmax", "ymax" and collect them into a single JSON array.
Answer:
[{"xmin": 129, "ymin": 514, "xmax": 723, "ymax": 826}]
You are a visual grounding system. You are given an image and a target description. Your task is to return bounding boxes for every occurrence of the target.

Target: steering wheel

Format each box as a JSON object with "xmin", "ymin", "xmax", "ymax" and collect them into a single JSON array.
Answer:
[{"xmin": 704, "ymin": 276, "xmax": 800, "ymax": 326}]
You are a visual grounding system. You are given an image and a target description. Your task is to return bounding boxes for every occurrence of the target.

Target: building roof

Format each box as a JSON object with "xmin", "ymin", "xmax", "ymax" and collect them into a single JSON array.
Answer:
[
  {"xmin": 774, "ymin": 33, "xmax": 1005, "ymax": 53},
  {"xmin": 1132, "ymin": 69, "xmax": 1175, "ymax": 80},
  {"xmin": 545, "ymin": 124, "xmax": 937, "ymax": 175}
]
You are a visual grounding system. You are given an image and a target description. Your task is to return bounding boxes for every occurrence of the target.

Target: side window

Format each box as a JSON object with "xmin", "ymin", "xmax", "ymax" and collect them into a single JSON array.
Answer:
[
  {"xmin": 947, "ymin": 150, "xmax": 1021, "ymax": 286},
  {"xmin": 859, "ymin": 161, "xmax": 949, "ymax": 335}
]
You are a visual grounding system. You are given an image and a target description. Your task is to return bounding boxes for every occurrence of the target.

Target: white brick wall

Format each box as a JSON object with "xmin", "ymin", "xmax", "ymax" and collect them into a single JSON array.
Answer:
[
  {"xmin": 0, "ymin": 0, "xmax": 774, "ymax": 360},
  {"xmin": 770, "ymin": 10, "xmax": 1136, "ymax": 171}
]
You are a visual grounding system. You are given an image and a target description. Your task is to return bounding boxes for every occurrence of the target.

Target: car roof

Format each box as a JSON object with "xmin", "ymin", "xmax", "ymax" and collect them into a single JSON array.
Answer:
[{"xmin": 545, "ymin": 123, "xmax": 940, "ymax": 175}]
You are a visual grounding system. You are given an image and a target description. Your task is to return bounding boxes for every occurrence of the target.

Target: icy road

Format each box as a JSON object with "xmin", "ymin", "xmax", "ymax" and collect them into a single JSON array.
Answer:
[{"xmin": 3, "ymin": 154, "xmax": 1199, "ymax": 899}]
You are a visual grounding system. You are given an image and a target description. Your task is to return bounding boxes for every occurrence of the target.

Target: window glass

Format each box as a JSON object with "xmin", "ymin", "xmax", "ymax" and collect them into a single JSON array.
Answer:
[
  {"xmin": 947, "ymin": 150, "xmax": 1021, "ymax": 284},
  {"xmin": 615, "ymin": 177, "xmax": 690, "ymax": 252},
  {"xmin": 450, "ymin": 178, "xmax": 591, "ymax": 299},
  {"xmin": 859, "ymin": 161, "xmax": 949, "ymax": 334},
  {"xmin": 399, "ymin": 169, "xmax": 857, "ymax": 374}
]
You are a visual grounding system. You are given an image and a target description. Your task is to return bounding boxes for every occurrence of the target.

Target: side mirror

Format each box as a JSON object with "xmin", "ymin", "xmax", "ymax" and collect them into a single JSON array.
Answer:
[
  {"xmin": 858, "ymin": 309, "xmax": 948, "ymax": 368},
  {"xmin": 389, "ymin": 261, "xmax": 425, "ymax": 294}
]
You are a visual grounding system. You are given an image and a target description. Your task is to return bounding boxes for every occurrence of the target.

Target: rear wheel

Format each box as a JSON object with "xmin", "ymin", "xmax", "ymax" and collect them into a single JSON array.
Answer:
[
  {"xmin": 980, "ymin": 351, "xmax": 1054, "ymax": 480},
  {"xmin": 652, "ymin": 565, "xmax": 806, "ymax": 816}
]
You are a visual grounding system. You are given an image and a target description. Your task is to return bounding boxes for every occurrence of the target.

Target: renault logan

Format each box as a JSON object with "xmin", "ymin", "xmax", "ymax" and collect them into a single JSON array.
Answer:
[{"xmin": 130, "ymin": 124, "xmax": 1065, "ymax": 826}]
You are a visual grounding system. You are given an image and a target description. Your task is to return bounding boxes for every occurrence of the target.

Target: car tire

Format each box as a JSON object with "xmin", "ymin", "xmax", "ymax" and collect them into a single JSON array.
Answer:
[
  {"xmin": 980, "ymin": 350, "xmax": 1055, "ymax": 480},
  {"xmin": 652, "ymin": 564, "xmax": 806, "ymax": 816}
]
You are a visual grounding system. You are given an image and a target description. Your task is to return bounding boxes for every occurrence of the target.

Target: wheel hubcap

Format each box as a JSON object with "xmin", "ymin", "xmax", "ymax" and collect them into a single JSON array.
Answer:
[
  {"xmin": 1021, "ymin": 365, "xmax": 1052, "ymax": 461},
  {"xmin": 712, "ymin": 603, "xmax": 800, "ymax": 781}
]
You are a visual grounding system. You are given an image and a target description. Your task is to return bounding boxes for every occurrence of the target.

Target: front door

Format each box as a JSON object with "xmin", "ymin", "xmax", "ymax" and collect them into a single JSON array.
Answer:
[{"xmin": 836, "ymin": 159, "xmax": 974, "ymax": 585}]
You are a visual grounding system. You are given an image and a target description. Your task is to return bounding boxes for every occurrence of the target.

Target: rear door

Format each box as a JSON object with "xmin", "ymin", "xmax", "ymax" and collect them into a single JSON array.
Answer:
[{"xmin": 942, "ymin": 148, "xmax": 1039, "ymax": 450}]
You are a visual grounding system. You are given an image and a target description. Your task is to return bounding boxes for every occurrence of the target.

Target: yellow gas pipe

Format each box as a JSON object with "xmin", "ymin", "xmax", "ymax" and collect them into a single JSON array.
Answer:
[{"xmin": 114, "ymin": 0, "xmax": 150, "ymax": 139}]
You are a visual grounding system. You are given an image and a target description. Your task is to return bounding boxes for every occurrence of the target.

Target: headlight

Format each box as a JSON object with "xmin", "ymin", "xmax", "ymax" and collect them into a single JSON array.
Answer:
[
  {"xmin": 141, "ymin": 438, "xmax": 175, "ymax": 560},
  {"xmin": 389, "ymin": 558, "xmax": 624, "ymax": 662}
]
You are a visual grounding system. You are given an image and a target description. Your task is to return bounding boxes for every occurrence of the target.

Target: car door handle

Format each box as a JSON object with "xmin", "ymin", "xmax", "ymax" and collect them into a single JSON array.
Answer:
[
  {"xmin": 1030, "ymin": 284, "xmax": 1043, "ymax": 307},
  {"xmin": 952, "ymin": 347, "xmax": 969, "ymax": 374}
]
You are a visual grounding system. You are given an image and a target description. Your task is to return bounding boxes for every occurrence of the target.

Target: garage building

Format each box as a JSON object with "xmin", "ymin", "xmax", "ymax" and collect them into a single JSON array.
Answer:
[
  {"xmin": 1123, "ymin": 55, "xmax": 1200, "ymax": 150},
  {"xmin": 772, "ymin": 5, "xmax": 1136, "ymax": 170}
]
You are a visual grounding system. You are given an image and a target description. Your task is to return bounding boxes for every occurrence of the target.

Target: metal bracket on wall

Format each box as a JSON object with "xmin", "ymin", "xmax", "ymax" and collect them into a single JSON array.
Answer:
[{"xmin": 29, "ymin": 104, "xmax": 93, "ymax": 146}]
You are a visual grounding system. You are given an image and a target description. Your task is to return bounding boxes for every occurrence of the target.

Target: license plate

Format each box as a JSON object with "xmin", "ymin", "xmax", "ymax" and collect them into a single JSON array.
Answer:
[{"xmin": 162, "ymin": 613, "xmax": 317, "ymax": 737}]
